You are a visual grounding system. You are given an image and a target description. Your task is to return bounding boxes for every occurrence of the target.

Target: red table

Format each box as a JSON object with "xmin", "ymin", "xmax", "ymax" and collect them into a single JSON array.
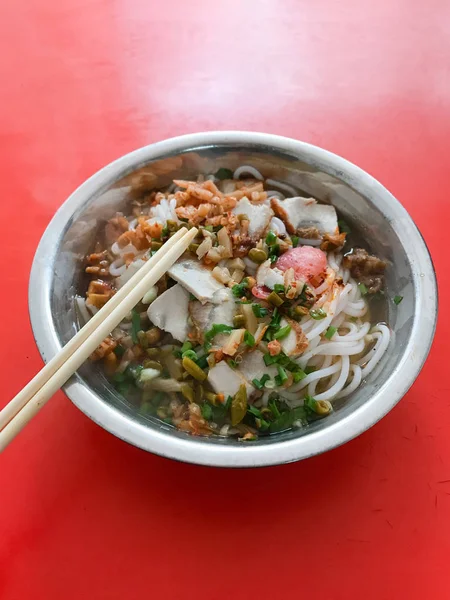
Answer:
[{"xmin": 1, "ymin": 1, "xmax": 448, "ymax": 598}]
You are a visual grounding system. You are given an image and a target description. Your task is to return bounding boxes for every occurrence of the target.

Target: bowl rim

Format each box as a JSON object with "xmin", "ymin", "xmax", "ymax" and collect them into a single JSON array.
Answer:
[{"xmin": 29, "ymin": 131, "xmax": 438, "ymax": 467}]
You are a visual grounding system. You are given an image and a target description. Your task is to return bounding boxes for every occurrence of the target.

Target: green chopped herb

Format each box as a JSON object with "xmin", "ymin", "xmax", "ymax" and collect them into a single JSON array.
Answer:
[
  {"xmin": 201, "ymin": 403, "xmax": 213, "ymax": 420},
  {"xmin": 244, "ymin": 330, "xmax": 255, "ymax": 347},
  {"xmin": 247, "ymin": 405, "xmax": 262, "ymax": 417},
  {"xmin": 275, "ymin": 366, "xmax": 288, "ymax": 386},
  {"xmin": 252, "ymin": 303, "xmax": 269, "ymax": 318},
  {"xmin": 310, "ymin": 308, "xmax": 327, "ymax": 320},
  {"xmin": 325, "ymin": 326, "xmax": 337, "ymax": 340},
  {"xmin": 293, "ymin": 370, "xmax": 307, "ymax": 383},
  {"xmin": 204, "ymin": 225, "xmax": 214, "ymax": 232},
  {"xmin": 232, "ymin": 283, "xmax": 248, "ymax": 298},
  {"xmin": 196, "ymin": 356, "xmax": 209, "ymax": 369},
  {"xmin": 274, "ymin": 284, "xmax": 285, "ymax": 294},
  {"xmin": 215, "ymin": 167, "xmax": 234, "ymax": 180},
  {"xmin": 265, "ymin": 230, "xmax": 277, "ymax": 246},
  {"xmin": 131, "ymin": 308, "xmax": 141, "ymax": 344},
  {"xmin": 252, "ymin": 374, "xmax": 271, "ymax": 390},
  {"xmin": 263, "ymin": 353, "xmax": 277, "ymax": 366},
  {"xmin": 227, "ymin": 359, "xmax": 238, "ymax": 369},
  {"xmin": 181, "ymin": 341, "xmax": 193, "ymax": 353},
  {"xmin": 273, "ymin": 325, "xmax": 291, "ymax": 340},
  {"xmin": 338, "ymin": 219, "xmax": 351, "ymax": 234},
  {"xmin": 304, "ymin": 395, "xmax": 332, "ymax": 416},
  {"xmin": 182, "ymin": 349, "xmax": 198, "ymax": 362},
  {"xmin": 269, "ymin": 407, "xmax": 307, "ymax": 433},
  {"xmin": 304, "ymin": 366, "xmax": 317, "ymax": 375},
  {"xmin": 393, "ymin": 295, "xmax": 403, "ymax": 305},
  {"xmin": 268, "ymin": 244, "xmax": 280, "ymax": 263},
  {"xmin": 358, "ymin": 282, "xmax": 368, "ymax": 296},
  {"xmin": 172, "ymin": 348, "xmax": 182, "ymax": 358},
  {"xmin": 291, "ymin": 235, "xmax": 299, "ymax": 248},
  {"xmin": 161, "ymin": 226, "xmax": 169, "ymax": 237}
]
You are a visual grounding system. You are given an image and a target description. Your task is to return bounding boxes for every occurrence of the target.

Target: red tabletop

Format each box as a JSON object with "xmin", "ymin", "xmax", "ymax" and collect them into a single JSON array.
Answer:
[{"xmin": 0, "ymin": 1, "xmax": 448, "ymax": 598}]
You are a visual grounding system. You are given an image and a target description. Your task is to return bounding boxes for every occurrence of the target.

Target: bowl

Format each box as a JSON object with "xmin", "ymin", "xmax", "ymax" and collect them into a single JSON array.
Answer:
[{"xmin": 29, "ymin": 132, "xmax": 437, "ymax": 467}]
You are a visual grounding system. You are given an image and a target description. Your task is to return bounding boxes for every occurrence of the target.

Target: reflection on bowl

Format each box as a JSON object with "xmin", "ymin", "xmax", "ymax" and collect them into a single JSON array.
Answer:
[{"xmin": 29, "ymin": 132, "xmax": 437, "ymax": 467}]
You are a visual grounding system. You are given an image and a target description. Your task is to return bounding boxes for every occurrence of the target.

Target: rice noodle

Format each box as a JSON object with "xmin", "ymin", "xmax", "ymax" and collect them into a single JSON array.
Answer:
[
  {"xmin": 233, "ymin": 165, "xmax": 264, "ymax": 180},
  {"xmin": 265, "ymin": 178, "xmax": 298, "ymax": 196}
]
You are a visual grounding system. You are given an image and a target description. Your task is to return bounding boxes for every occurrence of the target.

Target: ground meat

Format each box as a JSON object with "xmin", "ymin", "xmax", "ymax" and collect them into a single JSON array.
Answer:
[
  {"xmin": 359, "ymin": 275, "xmax": 384, "ymax": 294},
  {"xmin": 297, "ymin": 226, "xmax": 321, "ymax": 239},
  {"xmin": 343, "ymin": 248, "xmax": 386, "ymax": 294},
  {"xmin": 320, "ymin": 231, "xmax": 347, "ymax": 251}
]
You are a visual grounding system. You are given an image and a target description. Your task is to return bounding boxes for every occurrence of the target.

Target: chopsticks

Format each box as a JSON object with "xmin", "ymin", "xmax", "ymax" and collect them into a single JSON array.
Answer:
[{"xmin": 0, "ymin": 226, "xmax": 198, "ymax": 452}]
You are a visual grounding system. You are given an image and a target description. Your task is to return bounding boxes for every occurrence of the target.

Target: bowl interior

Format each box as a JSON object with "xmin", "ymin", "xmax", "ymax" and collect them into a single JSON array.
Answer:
[{"xmin": 38, "ymin": 142, "xmax": 419, "ymax": 453}]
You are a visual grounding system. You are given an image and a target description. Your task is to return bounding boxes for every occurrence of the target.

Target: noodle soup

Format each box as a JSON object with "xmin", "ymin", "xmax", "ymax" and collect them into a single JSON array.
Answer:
[{"xmin": 77, "ymin": 166, "xmax": 391, "ymax": 441}]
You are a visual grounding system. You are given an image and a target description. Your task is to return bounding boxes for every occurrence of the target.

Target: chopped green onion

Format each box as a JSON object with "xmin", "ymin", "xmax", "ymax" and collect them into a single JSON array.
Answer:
[
  {"xmin": 196, "ymin": 356, "xmax": 208, "ymax": 369},
  {"xmin": 131, "ymin": 308, "xmax": 141, "ymax": 344},
  {"xmin": 273, "ymin": 284, "xmax": 285, "ymax": 294},
  {"xmin": 227, "ymin": 359, "xmax": 238, "ymax": 369},
  {"xmin": 304, "ymin": 366, "xmax": 317, "ymax": 375},
  {"xmin": 291, "ymin": 235, "xmax": 299, "ymax": 248},
  {"xmin": 293, "ymin": 370, "xmax": 307, "ymax": 383},
  {"xmin": 252, "ymin": 374, "xmax": 270, "ymax": 390},
  {"xmin": 338, "ymin": 219, "xmax": 351, "ymax": 234},
  {"xmin": 273, "ymin": 325, "xmax": 292, "ymax": 340},
  {"xmin": 201, "ymin": 403, "xmax": 213, "ymax": 420},
  {"xmin": 252, "ymin": 378, "xmax": 263, "ymax": 390},
  {"xmin": 275, "ymin": 366, "xmax": 288, "ymax": 386},
  {"xmin": 304, "ymin": 395, "xmax": 332, "ymax": 416},
  {"xmin": 215, "ymin": 168, "xmax": 233, "ymax": 180},
  {"xmin": 252, "ymin": 304, "xmax": 269, "ymax": 318},
  {"xmin": 265, "ymin": 230, "xmax": 277, "ymax": 246},
  {"xmin": 268, "ymin": 244, "xmax": 280, "ymax": 263},
  {"xmin": 393, "ymin": 295, "xmax": 403, "ymax": 305},
  {"xmin": 182, "ymin": 349, "xmax": 198, "ymax": 361},
  {"xmin": 263, "ymin": 353, "xmax": 277, "ymax": 366},
  {"xmin": 181, "ymin": 341, "xmax": 193, "ymax": 353},
  {"xmin": 325, "ymin": 326, "xmax": 337, "ymax": 340},
  {"xmin": 244, "ymin": 330, "xmax": 255, "ymax": 347},
  {"xmin": 358, "ymin": 282, "xmax": 368, "ymax": 296},
  {"xmin": 247, "ymin": 405, "xmax": 262, "ymax": 417},
  {"xmin": 310, "ymin": 308, "xmax": 327, "ymax": 320},
  {"xmin": 232, "ymin": 283, "xmax": 247, "ymax": 297}
]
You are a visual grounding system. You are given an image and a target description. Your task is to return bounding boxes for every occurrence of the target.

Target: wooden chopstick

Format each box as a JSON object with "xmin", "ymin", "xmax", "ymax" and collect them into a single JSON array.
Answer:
[{"xmin": 0, "ymin": 226, "xmax": 197, "ymax": 452}]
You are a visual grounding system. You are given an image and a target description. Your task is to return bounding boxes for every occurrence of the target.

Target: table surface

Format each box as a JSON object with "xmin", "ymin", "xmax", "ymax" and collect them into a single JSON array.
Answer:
[{"xmin": 1, "ymin": 1, "xmax": 449, "ymax": 598}]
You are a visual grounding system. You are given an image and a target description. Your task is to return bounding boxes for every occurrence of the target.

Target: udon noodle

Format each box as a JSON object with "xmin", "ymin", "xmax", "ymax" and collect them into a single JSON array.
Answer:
[{"xmin": 77, "ymin": 165, "xmax": 391, "ymax": 440}]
